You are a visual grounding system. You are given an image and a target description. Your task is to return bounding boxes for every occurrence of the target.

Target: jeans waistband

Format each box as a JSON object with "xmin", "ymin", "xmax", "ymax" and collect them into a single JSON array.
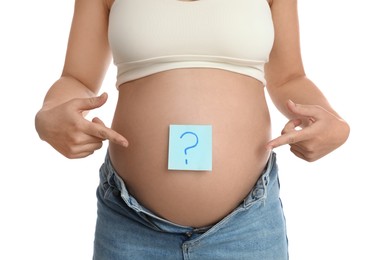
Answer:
[{"xmin": 100, "ymin": 150, "xmax": 278, "ymax": 233}]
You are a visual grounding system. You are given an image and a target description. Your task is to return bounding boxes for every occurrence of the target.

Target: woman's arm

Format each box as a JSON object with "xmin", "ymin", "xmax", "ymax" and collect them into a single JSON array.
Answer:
[
  {"xmin": 265, "ymin": 0, "xmax": 350, "ymax": 161},
  {"xmin": 35, "ymin": 0, "xmax": 128, "ymax": 159}
]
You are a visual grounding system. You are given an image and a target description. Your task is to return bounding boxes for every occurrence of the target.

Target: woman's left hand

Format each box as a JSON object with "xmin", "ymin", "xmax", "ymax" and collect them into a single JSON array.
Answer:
[{"xmin": 267, "ymin": 100, "xmax": 350, "ymax": 162}]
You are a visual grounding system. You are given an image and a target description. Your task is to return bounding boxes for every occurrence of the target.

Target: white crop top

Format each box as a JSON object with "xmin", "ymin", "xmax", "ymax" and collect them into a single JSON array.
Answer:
[{"xmin": 108, "ymin": 0, "xmax": 274, "ymax": 88}]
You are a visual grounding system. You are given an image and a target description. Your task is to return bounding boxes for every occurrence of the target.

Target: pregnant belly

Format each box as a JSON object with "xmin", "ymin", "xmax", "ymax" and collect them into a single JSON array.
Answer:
[{"xmin": 108, "ymin": 69, "xmax": 272, "ymax": 227}]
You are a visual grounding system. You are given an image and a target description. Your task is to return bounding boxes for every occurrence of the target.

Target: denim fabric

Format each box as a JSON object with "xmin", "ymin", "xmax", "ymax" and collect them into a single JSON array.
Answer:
[{"xmin": 93, "ymin": 151, "xmax": 288, "ymax": 260}]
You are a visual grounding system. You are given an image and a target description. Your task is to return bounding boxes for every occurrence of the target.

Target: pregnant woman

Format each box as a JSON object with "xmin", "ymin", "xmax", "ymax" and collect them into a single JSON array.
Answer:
[{"xmin": 35, "ymin": 0, "xmax": 350, "ymax": 259}]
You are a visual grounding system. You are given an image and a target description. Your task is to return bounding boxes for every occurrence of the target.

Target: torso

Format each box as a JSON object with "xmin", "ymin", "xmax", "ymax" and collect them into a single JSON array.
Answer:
[
  {"xmin": 109, "ymin": 69, "xmax": 271, "ymax": 227},
  {"xmin": 107, "ymin": 0, "xmax": 273, "ymax": 227}
]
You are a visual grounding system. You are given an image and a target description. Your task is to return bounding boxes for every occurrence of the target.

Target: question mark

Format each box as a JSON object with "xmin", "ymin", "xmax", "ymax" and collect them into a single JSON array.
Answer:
[{"xmin": 180, "ymin": 132, "xmax": 199, "ymax": 165}]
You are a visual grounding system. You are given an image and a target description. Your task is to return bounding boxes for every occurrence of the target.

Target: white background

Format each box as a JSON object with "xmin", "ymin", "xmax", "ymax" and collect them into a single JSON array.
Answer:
[{"xmin": 1, "ymin": 0, "xmax": 382, "ymax": 259}]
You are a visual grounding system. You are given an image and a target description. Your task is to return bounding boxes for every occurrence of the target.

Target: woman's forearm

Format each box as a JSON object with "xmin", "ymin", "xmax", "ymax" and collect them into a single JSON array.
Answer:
[
  {"xmin": 39, "ymin": 75, "xmax": 98, "ymax": 111},
  {"xmin": 267, "ymin": 75, "xmax": 343, "ymax": 120}
]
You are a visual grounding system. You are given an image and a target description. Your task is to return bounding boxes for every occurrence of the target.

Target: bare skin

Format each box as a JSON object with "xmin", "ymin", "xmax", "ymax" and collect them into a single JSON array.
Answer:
[
  {"xmin": 109, "ymin": 69, "xmax": 271, "ymax": 226},
  {"xmin": 35, "ymin": 0, "xmax": 350, "ymax": 227}
]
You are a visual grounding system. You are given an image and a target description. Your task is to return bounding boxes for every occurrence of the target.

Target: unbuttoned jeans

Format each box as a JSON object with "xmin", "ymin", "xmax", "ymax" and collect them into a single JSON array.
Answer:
[{"xmin": 93, "ymin": 151, "xmax": 288, "ymax": 260}]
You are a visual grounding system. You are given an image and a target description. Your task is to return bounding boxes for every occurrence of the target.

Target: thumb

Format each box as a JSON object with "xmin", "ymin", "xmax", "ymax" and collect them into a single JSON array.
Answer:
[
  {"xmin": 286, "ymin": 99, "xmax": 321, "ymax": 119},
  {"xmin": 77, "ymin": 92, "xmax": 109, "ymax": 112}
]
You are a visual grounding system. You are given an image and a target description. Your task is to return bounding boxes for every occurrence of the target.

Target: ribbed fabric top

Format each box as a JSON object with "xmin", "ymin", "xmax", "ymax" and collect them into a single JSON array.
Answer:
[{"xmin": 108, "ymin": 0, "xmax": 274, "ymax": 88}]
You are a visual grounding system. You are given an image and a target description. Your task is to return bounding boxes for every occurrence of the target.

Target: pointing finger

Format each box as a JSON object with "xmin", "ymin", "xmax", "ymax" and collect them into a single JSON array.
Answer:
[
  {"xmin": 92, "ymin": 117, "xmax": 106, "ymax": 126},
  {"xmin": 86, "ymin": 120, "xmax": 129, "ymax": 148},
  {"xmin": 267, "ymin": 128, "xmax": 309, "ymax": 149}
]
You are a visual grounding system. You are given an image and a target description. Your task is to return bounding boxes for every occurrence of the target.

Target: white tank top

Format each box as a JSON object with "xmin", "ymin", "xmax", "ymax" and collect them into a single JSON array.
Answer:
[{"xmin": 108, "ymin": 0, "xmax": 274, "ymax": 88}]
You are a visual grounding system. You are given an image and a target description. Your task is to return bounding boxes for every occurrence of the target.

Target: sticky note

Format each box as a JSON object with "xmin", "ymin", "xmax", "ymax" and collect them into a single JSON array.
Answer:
[{"xmin": 168, "ymin": 125, "xmax": 212, "ymax": 171}]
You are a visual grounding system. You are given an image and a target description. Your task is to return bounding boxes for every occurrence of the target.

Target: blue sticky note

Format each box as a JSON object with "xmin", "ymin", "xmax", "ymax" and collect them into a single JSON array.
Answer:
[{"xmin": 168, "ymin": 125, "xmax": 212, "ymax": 171}]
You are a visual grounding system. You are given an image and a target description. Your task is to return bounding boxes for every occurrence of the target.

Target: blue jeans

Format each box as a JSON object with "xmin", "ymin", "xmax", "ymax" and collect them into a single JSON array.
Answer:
[{"xmin": 93, "ymin": 152, "xmax": 288, "ymax": 259}]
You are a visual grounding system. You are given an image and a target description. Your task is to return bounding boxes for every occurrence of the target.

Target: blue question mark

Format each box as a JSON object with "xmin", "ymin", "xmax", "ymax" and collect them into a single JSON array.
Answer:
[{"xmin": 180, "ymin": 132, "xmax": 199, "ymax": 165}]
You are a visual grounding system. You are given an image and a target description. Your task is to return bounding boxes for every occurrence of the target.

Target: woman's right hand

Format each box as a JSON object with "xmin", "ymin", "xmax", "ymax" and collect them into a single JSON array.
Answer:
[{"xmin": 35, "ymin": 93, "xmax": 128, "ymax": 159}]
